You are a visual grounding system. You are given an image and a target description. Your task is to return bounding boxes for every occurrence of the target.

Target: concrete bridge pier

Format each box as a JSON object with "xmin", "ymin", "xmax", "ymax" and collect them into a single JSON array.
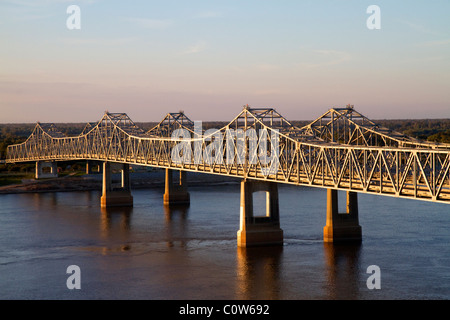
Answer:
[
  {"xmin": 323, "ymin": 189, "xmax": 362, "ymax": 243},
  {"xmin": 163, "ymin": 168, "xmax": 190, "ymax": 206},
  {"xmin": 35, "ymin": 161, "xmax": 58, "ymax": 179},
  {"xmin": 237, "ymin": 180, "xmax": 284, "ymax": 247},
  {"xmin": 101, "ymin": 162, "xmax": 133, "ymax": 208},
  {"xmin": 86, "ymin": 160, "xmax": 93, "ymax": 175},
  {"xmin": 86, "ymin": 161, "xmax": 102, "ymax": 174}
]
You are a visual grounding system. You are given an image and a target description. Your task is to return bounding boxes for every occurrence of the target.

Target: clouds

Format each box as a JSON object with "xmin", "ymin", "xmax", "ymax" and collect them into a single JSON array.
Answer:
[
  {"xmin": 61, "ymin": 36, "xmax": 139, "ymax": 46},
  {"xmin": 125, "ymin": 17, "xmax": 174, "ymax": 30},
  {"xmin": 398, "ymin": 20, "xmax": 441, "ymax": 36},
  {"xmin": 1, "ymin": 1, "xmax": 450, "ymax": 123},
  {"xmin": 182, "ymin": 41, "xmax": 207, "ymax": 55},
  {"xmin": 123, "ymin": 7, "xmax": 221, "ymax": 30},
  {"xmin": 416, "ymin": 39, "xmax": 450, "ymax": 47},
  {"xmin": 193, "ymin": 11, "xmax": 221, "ymax": 19},
  {"xmin": 296, "ymin": 50, "xmax": 352, "ymax": 69},
  {"xmin": 3, "ymin": 0, "xmax": 96, "ymax": 7}
]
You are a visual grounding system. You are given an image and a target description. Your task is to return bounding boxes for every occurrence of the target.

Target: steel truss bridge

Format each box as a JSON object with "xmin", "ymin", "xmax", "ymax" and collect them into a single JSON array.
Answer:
[{"xmin": 5, "ymin": 105, "xmax": 450, "ymax": 204}]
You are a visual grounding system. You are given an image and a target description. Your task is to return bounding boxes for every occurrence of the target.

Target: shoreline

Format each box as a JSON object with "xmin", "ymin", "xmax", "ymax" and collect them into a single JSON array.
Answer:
[{"xmin": 0, "ymin": 170, "xmax": 240, "ymax": 194}]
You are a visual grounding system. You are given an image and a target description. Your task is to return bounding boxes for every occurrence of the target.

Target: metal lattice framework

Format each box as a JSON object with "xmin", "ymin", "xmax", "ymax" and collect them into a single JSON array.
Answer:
[
  {"xmin": 146, "ymin": 111, "xmax": 195, "ymax": 137},
  {"xmin": 6, "ymin": 106, "xmax": 450, "ymax": 203},
  {"xmin": 299, "ymin": 105, "xmax": 449, "ymax": 149}
]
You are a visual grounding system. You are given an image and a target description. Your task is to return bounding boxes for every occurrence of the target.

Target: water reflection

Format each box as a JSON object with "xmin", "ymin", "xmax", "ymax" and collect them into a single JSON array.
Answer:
[
  {"xmin": 164, "ymin": 204, "xmax": 190, "ymax": 248},
  {"xmin": 323, "ymin": 243, "xmax": 362, "ymax": 299},
  {"xmin": 164, "ymin": 204, "xmax": 189, "ymax": 222},
  {"xmin": 85, "ymin": 191, "xmax": 94, "ymax": 206},
  {"xmin": 31, "ymin": 192, "xmax": 45, "ymax": 210},
  {"xmin": 50, "ymin": 193, "xmax": 58, "ymax": 206},
  {"xmin": 29, "ymin": 191, "xmax": 98, "ymax": 210},
  {"xmin": 100, "ymin": 206, "xmax": 133, "ymax": 253},
  {"xmin": 236, "ymin": 246, "xmax": 283, "ymax": 300}
]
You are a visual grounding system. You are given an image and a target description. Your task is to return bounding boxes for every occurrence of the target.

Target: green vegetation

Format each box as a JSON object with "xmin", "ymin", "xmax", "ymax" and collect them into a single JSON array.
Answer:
[
  {"xmin": 375, "ymin": 119, "xmax": 450, "ymax": 143},
  {"xmin": 0, "ymin": 172, "xmax": 34, "ymax": 186},
  {"xmin": 426, "ymin": 129, "xmax": 450, "ymax": 143}
]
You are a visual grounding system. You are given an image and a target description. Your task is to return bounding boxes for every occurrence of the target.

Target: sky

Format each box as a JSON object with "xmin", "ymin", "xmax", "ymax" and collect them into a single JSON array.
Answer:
[{"xmin": 0, "ymin": 0, "xmax": 449, "ymax": 123}]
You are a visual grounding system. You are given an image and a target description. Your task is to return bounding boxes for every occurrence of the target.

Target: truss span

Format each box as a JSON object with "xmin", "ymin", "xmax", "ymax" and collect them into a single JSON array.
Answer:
[{"xmin": 5, "ymin": 106, "xmax": 450, "ymax": 204}]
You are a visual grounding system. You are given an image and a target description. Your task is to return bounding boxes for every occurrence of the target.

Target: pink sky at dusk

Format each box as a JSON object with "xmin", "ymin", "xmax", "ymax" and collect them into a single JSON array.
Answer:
[{"xmin": 1, "ymin": 0, "xmax": 449, "ymax": 123}]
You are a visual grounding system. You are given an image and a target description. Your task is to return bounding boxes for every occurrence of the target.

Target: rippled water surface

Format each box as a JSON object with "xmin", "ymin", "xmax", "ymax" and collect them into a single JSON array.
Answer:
[{"xmin": 0, "ymin": 182, "xmax": 449, "ymax": 299}]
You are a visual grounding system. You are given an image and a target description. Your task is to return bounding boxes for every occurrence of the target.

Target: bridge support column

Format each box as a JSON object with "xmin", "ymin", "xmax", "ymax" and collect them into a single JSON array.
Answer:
[
  {"xmin": 101, "ymin": 162, "xmax": 133, "ymax": 208},
  {"xmin": 323, "ymin": 190, "xmax": 362, "ymax": 243},
  {"xmin": 237, "ymin": 180, "xmax": 283, "ymax": 247},
  {"xmin": 35, "ymin": 161, "xmax": 58, "ymax": 179},
  {"xmin": 86, "ymin": 160, "xmax": 93, "ymax": 175},
  {"xmin": 164, "ymin": 168, "xmax": 190, "ymax": 206}
]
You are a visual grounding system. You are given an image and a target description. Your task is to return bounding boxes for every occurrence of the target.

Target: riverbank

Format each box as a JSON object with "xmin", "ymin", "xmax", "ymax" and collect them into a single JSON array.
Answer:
[{"xmin": 0, "ymin": 170, "xmax": 240, "ymax": 194}]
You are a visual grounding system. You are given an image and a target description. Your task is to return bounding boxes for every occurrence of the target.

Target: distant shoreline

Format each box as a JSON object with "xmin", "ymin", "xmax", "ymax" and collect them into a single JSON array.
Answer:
[{"xmin": 0, "ymin": 171, "xmax": 240, "ymax": 194}]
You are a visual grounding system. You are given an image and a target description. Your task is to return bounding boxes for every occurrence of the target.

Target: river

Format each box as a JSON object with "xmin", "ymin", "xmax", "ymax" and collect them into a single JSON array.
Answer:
[{"xmin": 0, "ymin": 180, "xmax": 449, "ymax": 300}]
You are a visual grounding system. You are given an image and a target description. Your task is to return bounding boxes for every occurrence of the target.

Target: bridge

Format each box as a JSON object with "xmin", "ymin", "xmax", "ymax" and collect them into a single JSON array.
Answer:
[{"xmin": 4, "ymin": 105, "xmax": 450, "ymax": 247}]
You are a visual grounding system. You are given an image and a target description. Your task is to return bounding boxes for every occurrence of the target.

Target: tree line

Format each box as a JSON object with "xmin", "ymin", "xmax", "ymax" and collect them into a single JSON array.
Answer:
[{"xmin": 1, "ymin": 118, "xmax": 449, "ymax": 159}]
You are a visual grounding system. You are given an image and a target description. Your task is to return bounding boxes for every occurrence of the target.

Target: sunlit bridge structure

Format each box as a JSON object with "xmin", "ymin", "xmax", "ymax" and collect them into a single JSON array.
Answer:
[{"xmin": 4, "ymin": 105, "xmax": 450, "ymax": 247}]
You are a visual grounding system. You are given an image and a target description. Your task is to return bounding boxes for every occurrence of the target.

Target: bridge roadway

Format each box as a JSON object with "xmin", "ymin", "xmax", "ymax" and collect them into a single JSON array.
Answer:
[{"xmin": 3, "ymin": 105, "xmax": 450, "ymax": 246}]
